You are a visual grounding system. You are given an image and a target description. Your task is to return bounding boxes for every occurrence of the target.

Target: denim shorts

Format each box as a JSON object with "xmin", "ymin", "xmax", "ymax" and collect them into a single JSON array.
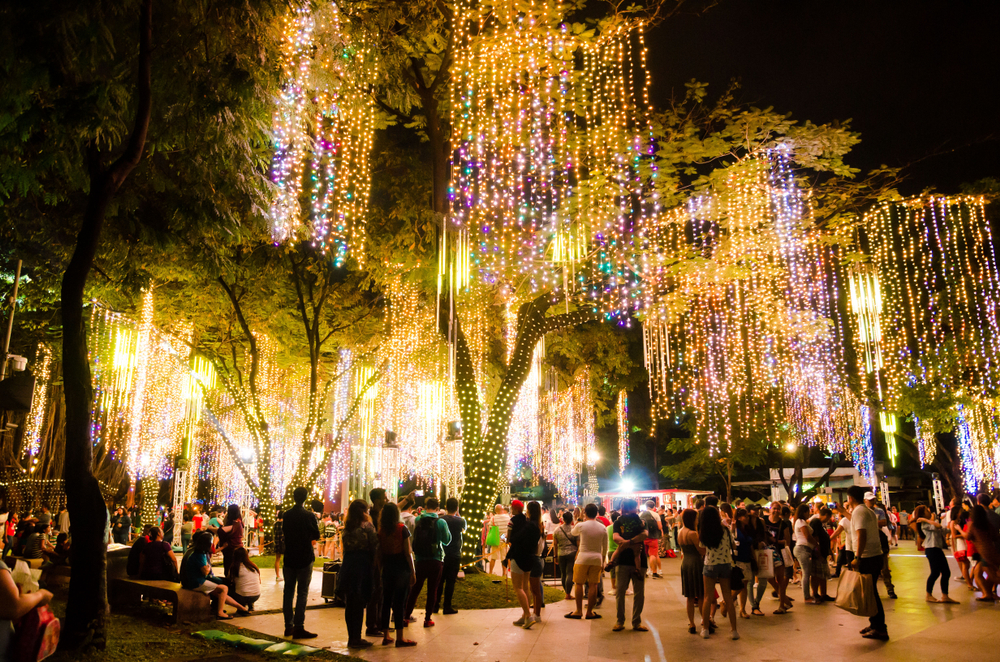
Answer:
[{"xmin": 703, "ymin": 563, "xmax": 732, "ymax": 579}]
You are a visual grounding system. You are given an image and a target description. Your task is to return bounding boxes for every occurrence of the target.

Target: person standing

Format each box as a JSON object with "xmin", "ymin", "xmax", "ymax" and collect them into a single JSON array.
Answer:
[
  {"xmin": 487, "ymin": 504, "xmax": 511, "ymax": 579},
  {"xmin": 218, "ymin": 504, "xmax": 244, "ymax": 575},
  {"xmin": 866, "ymin": 494, "xmax": 897, "ymax": 599},
  {"xmin": 640, "ymin": 500, "xmax": 663, "ymax": 579},
  {"xmin": 434, "ymin": 497, "xmax": 467, "ymax": 615},
  {"xmin": 114, "ymin": 507, "xmax": 132, "ymax": 545},
  {"xmin": 365, "ymin": 488, "xmax": 388, "ymax": 639},
  {"xmin": 831, "ymin": 506, "xmax": 855, "ymax": 578},
  {"xmin": 282, "ymin": 487, "xmax": 320, "ymax": 639},
  {"xmin": 566, "ymin": 503, "xmax": 607, "ymax": 620},
  {"xmin": 341, "ymin": 499, "xmax": 379, "ymax": 649},
  {"xmin": 792, "ymin": 503, "xmax": 818, "ymax": 604},
  {"xmin": 699, "ymin": 506, "xmax": 739, "ymax": 640},
  {"xmin": 612, "ymin": 498, "xmax": 648, "ymax": 632},
  {"xmin": 404, "ymin": 496, "xmax": 452, "ymax": 628},
  {"xmin": 848, "ymin": 485, "xmax": 889, "ymax": 640},
  {"xmin": 273, "ymin": 510, "xmax": 285, "ymax": 582},
  {"xmin": 378, "ymin": 503, "xmax": 416, "ymax": 648},
  {"xmin": 552, "ymin": 511, "xmax": 578, "ymax": 599},
  {"xmin": 910, "ymin": 505, "xmax": 958, "ymax": 603}
]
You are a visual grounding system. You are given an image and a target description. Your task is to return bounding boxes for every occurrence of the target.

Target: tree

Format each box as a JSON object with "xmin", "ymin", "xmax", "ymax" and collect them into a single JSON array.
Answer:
[
  {"xmin": 772, "ymin": 444, "xmax": 842, "ymax": 508},
  {"xmin": 660, "ymin": 428, "xmax": 767, "ymax": 503}
]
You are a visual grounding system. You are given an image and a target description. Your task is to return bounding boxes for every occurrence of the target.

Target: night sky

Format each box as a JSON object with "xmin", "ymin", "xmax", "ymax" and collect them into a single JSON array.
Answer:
[{"xmin": 646, "ymin": 1, "xmax": 1000, "ymax": 193}]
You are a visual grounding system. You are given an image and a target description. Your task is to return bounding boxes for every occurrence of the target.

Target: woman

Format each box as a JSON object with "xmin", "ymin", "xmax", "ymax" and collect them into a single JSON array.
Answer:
[
  {"xmin": 378, "ymin": 503, "xmax": 416, "ymax": 648},
  {"xmin": 732, "ymin": 508, "xmax": 753, "ymax": 618},
  {"xmin": 273, "ymin": 509, "xmax": 285, "ymax": 582},
  {"xmin": 218, "ymin": 504, "xmax": 244, "ymax": 574},
  {"xmin": 552, "ymin": 511, "xmax": 578, "ymax": 599},
  {"xmin": 792, "ymin": 503, "xmax": 818, "ymax": 604},
  {"xmin": 764, "ymin": 502, "xmax": 793, "ymax": 613},
  {"xmin": 508, "ymin": 502, "xmax": 542, "ymax": 630},
  {"xmin": 525, "ymin": 502, "xmax": 546, "ymax": 622},
  {"xmin": 140, "ymin": 526, "xmax": 179, "ymax": 581},
  {"xmin": 341, "ymin": 499, "xmax": 379, "ymax": 649},
  {"xmin": 180, "ymin": 531, "xmax": 249, "ymax": 619},
  {"xmin": 0, "ymin": 555, "xmax": 53, "ymax": 660},
  {"xmin": 679, "ymin": 508, "xmax": 707, "ymax": 634},
  {"xmin": 910, "ymin": 505, "xmax": 958, "ymax": 603},
  {"xmin": 949, "ymin": 505, "xmax": 975, "ymax": 590},
  {"xmin": 968, "ymin": 504, "xmax": 1000, "ymax": 601},
  {"xmin": 747, "ymin": 507, "xmax": 769, "ymax": 616},
  {"xmin": 227, "ymin": 547, "xmax": 262, "ymax": 612},
  {"xmin": 181, "ymin": 513, "xmax": 194, "ymax": 550},
  {"xmin": 699, "ymin": 506, "xmax": 739, "ymax": 640}
]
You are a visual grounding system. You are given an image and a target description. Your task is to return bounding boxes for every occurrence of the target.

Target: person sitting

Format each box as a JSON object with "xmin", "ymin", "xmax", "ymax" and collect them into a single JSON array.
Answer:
[
  {"xmin": 226, "ymin": 547, "xmax": 261, "ymax": 612},
  {"xmin": 23, "ymin": 521, "xmax": 55, "ymax": 562},
  {"xmin": 50, "ymin": 534, "xmax": 71, "ymax": 565},
  {"xmin": 127, "ymin": 525, "xmax": 153, "ymax": 578},
  {"xmin": 180, "ymin": 531, "xmax": 249, "ymax": 620},
  {"xmin": 140, "ymin": 526, "xmax": 179, "ymax": 581}
]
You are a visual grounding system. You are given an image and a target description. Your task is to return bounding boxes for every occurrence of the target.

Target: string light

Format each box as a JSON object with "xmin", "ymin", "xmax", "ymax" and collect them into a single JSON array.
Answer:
[{"xmin": 617, "ymin": 390, "xmax": 629, "ymax": 474}]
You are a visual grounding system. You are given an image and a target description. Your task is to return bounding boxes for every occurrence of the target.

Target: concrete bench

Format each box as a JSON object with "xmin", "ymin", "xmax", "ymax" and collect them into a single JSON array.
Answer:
[
  {"xmin": 111, "ymin": 578, "xmax": 215, "ymax": 624},
  {"xmin": 6, "ymin": 556, "xmax": 43, "ymax": 569}
]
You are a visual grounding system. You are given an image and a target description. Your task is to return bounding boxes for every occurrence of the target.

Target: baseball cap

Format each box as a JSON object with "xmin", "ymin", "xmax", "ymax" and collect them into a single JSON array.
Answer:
[{"xmin": 863, "ymin": 491, "xmax": 875, "ymax": 501}]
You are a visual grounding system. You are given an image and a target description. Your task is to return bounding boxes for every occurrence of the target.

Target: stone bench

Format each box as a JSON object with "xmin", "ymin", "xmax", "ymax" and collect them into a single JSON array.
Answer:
[{"xmin": 111, "ymin": 578, "xmax": 214, "ymax": 624}]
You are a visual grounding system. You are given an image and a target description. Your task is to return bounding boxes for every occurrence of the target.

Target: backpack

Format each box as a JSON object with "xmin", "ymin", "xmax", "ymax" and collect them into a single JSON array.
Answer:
[
  {"xmin": 412, "ymin": 517, "xmax": 437, "ymax": 557},
  {"xmin": 13, "ymin": 604, "xmax": 60, "ymax": 661}
]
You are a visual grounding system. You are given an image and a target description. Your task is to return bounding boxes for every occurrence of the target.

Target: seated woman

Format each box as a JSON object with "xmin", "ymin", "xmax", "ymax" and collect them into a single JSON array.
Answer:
[
  {"xmin": 23, "ymin": 521, "xmax": 56, "ymax": 562},
  {"xmin": 140, "ymin": 526, "xmax": 179, "ymax": 582},
  {"xmin": 0, "ymin": 557, "xmax": 54, "ymax": 658},
  {"xmin": 51, "ymin": 534, "xmax": 71, "ymax": 565},
  {"xmin": 226, "ymin": 547, "xmax": 261, "ymax": 612},
  {"xmin": 179, "ymin": 531, "xmax": 249, "ymax": 620}
]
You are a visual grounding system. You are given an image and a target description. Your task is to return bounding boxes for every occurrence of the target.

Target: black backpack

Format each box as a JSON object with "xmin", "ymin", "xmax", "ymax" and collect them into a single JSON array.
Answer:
[{"xmin": 412, "ymin": 517, "xmax": 437, "ymax": 557}]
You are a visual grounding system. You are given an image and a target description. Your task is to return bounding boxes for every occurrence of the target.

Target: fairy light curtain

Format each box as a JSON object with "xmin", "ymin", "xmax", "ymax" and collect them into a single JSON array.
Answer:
[
  {"xmin": 270, "ymin": 2, "xmax": 375, "ymax": 265},
  {"xmin": 20, "ymin": 344, "xmax": 52, "ymax": 472},
  {"xmin": 857, "ymin": 197, "xmax": 1000, "ymax": 479},
  {"xmin": 641, "ymin": 151, "xmax": 865, "ymax": 460},
  {"xmin": 446, "ymin": 0, "xmax": 655, "ymax": 322}
]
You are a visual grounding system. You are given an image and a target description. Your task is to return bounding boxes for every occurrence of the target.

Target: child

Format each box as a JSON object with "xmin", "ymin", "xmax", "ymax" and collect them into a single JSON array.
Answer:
[{"xmin": 227, "ymin": 546, "xmax": 261, "ymax": 612}]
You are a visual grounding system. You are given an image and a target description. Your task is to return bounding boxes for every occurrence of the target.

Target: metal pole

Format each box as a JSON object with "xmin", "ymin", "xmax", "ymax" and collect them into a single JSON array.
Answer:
[{"xmin": 1, "ymin": 259, "xmax": 22, "ymax": 380}]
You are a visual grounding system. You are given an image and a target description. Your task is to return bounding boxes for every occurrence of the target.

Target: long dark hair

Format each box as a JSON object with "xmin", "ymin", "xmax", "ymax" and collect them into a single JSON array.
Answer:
[
  {"xmin": 951, "ymin": 505, "xmax": 968, "ymax": 528},
  {"xmin": 698, "ymin": 506, "xmax": 724, "ymax": 548},
  {"xmin": 911, "ymin": 504, "xmax": 930, "ymax": 539},
  {"xmin": 379, "ymin": 502, "xmax": 401, "ymax": 540},
  {"xmin": 795, "ymin": 503, "xmax": 810, "ymax": 521},
  {"xmin": 971, "ymin": 504, "xmax": 991, "ymax": 532},
  {"xmin": 527, "ymin": 501, "xmax": 543, "ymax": 533},
  {"xmin": 734, "ymin": 508, "xmax": 749, "ymax": 537},
  {"xmin": 681, "ymin": 508, "xmax": 697, "ymax": 530},
  {"xmin": 227, "ymin": 546, "xmax": 259, "ymax": 580},
  {"xmin": 345, "ymin": 499, "xmax": 369, "ymax": 530},
  {"xmin": 224, "ymin": 504, "xmax": 242, "ymax": 526}
]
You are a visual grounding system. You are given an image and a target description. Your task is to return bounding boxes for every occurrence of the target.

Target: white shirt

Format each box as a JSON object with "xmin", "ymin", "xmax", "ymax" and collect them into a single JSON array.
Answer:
[
  {"xmin": 401, "ymin": 511, "xmax": 416, "ymax": 536},
  {"xmin": 233, "ymin": 566, "xmax": 261, "ymax": 597},
  {"xmin": 853, "ymin": 504, "xmax": 883, "ymax": 559},
  {"xmin": 793, "ymin": 519, "xmax": 813, "ymax": 548},
  {"xmin": 491, "ymin": 513, "xmax": 510, "ymax": 538},
  {"xmin": 837, "ymin": 515, "xmax": 855, "ymax": 552},
  {"xmin": 571, "ymin": 519, "xmax": 609, "ymax": 566}
]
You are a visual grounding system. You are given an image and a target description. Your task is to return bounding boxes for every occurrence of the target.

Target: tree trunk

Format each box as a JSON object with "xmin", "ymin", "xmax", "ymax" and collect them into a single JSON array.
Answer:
[{"xmin": 60, "ymin": 0, "xmax": 152, "ymax": 650}]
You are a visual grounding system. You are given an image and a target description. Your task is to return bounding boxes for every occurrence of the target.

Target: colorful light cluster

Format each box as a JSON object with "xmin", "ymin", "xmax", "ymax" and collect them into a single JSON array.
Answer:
[
  {"xmin": 270, "ymin": 2, "xmax": 374, "ymax": 265},
  {"xmin": 617, "ymin": 389, "xmax": 629, "ymax": 474},
  {"xmin": 642, "ymin": 152, "xmax": 862, "ymax": 457},
  {"xmin": 447, "ymin": 0, "xmax": 655, "ymax": 321},
  {"xmin": 21, "ymin": 344, "xmax": 51, "ymax": 469}
]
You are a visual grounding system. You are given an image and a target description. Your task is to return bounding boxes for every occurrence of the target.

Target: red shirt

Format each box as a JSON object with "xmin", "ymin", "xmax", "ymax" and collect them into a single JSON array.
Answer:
[{"xmin": 596, "ymin": 516, "xmax": 611, "ymax": 527}]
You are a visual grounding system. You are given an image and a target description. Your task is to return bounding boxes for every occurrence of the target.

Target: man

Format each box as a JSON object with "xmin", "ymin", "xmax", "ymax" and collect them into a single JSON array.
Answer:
[
  {"xmin": 37, "ymin": 505, "xmax": 52, "ymax": 529},
  {"xmin": 404, "ymin": 496, "xmax": 452, "ymax": 628},
  {"xmin": 639, "ymin": 500, "xmax": 663, "ymax": 579},
  {"xmin": 866, "ymin": 493, "xmax": 897, "ymax": 599},
  {"xmin": 487, "ymin": 504, "xmax": 511, "ymax": 579},
  {"xmin": 897, "ymin": 507, "xmax": 909, "ymax": 541},
  {"xmin": 57, "ymin": 506, "xmax": 70, "ymax": 536},
  {"xmin": 400, "ymin": 497, "xmax": 417, "ymax": 535},
  {"xmin": 282, "ymin": 486, "xmax": 320, "ymax": 639},
  {"xmin": 830, "ymin": 504, "xmax": 855, "ymax": 578},
  {"xmin": 567, "ymin": 503, "xmax": 608, "ymax": 619},
  {"xmin": 365, "ymin": 488, "xmax": 388, "ymax": 637},
  {"xmin": 435, "ymin": 497, "xmax": 467, "ymax": 615},
  {"xmin": 849, "ymin": 485, "xmax": 888, "ymax": 640},
  {"xmin": 612, "ymin": 498, "xmax": 648, "ymax": 632}
]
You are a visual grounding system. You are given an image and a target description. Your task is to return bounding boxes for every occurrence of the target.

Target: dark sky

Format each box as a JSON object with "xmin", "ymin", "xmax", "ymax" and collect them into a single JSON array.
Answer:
[{"xmin": 646, "ymin": 1, "xmax": 1000, "ymax": 193}]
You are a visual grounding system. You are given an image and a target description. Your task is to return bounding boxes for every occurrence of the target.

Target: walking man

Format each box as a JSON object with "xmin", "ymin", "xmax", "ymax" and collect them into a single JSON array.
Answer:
[
  {"xmin": 435, "ymin": 497, "xmax": 467, "ymax": 615},
  {"xmin": 849, "ymin": 485, "xmax": 889, "ymax": 641},
  {"xmin": 612, "ymin": 498, "xmax": 648, "ymax": 632},
  {"xmin": 282, "ymin": 486, "xmax": 320, "ymax": 639},
  {"xmin": 639, "ymin": 500, "xmax": 663, "ymax": 578}
]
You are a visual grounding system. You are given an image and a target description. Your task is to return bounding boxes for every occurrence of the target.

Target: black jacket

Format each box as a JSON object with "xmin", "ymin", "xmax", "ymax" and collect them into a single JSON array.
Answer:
[{"xmin": 282, "ymin": 504, "xmax": 320, "ymax": 568}]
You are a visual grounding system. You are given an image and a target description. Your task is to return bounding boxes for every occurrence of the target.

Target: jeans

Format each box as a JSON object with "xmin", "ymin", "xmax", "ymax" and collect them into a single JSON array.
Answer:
[
  {"xmin": 793, "ymin": 545, "xmax": 814, "ymax": 599},
  {"xmin": 232, "ymin": 593, "xmax": 259, "ymax": 611},
  {"xmin": 615, "ymin": 565, "xmax": 645, "ymax": 627},
  {"xmin": 925, "ymin": 547, "xmax": 951, "ymax": 594},
  {"xmin": 434, "ymin": 555, "xmax": 461, "ymax": 612},
  {"xmin": 366, "ymin": 561, "xmax": 382, "ymax": 631},
  {"xmin": 858, "ymin": 554, "xmax": 885, "ymax": 632},
  {"xmin": 881, "ymin": 547, "xmax": 895, "ymax": 594},
  {"xmin": 405, "ymin": 559, "xmax": 443, "ymax": 621},
  {"xmin": 282, "ymin": 562, "xmax": 313, "ymax": 629},
  {"xmin": 381, "ymin": 555, "xmax": 412, "ymax": 631},
  {"xmin": 558, "ymin": 553, "xmax": 576, "ymax": 595},
  {"xmin": 181, "ymin": 533, "xmax": 191, "ymax": 550},
  {"xmin": 342, "ymin": 551, "xmax": 373, "ymax": 643},
  {"xmin": 835, "ymin": 549, "xmax": 855, "ymax": 576}
]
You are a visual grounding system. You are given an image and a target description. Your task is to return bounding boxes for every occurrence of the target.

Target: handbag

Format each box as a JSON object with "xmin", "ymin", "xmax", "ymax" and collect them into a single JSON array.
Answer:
[
  {"xmin": 755, "ymin": 549, "xmax": 774, "ymax": 579},
  {"xmin": 485, "ymin": 525, "xmax": 501, "ymax": 548},
  {"xmin": 780, "ymin": 546, "xmax": 793, "ymax": 567},
  {"xmin": 12, "ymin": 604, "xmax": 60, "ymax": 661},
  {"xmin": 834, "ymin": 569, "xmax": 877, "ymax": 617}
]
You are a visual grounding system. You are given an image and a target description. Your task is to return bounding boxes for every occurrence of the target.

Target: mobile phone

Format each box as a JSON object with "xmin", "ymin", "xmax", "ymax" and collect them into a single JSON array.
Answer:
[{"xmin": 415, "ymin": 490, "xmax": 424, "ymax": 497}]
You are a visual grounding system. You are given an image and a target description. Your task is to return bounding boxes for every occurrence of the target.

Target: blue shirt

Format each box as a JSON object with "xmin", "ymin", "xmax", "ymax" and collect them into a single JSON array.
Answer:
[{"xmin": 181, "ymin": 551, "xmax": 209, "ymax": 589}]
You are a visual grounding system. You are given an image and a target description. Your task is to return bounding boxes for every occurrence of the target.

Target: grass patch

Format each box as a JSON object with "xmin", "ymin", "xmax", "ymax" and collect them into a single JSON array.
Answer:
[
  {"xmin": 47, "ymin": 601, "xmax": 362, "ymax": 662},
  {"xmin": 246, "ymin": 554, "xmax": 326, "ymax": 569},
  {"xmin": 408, "ymin": 570, "xmax": 566, "ymax": 611}
]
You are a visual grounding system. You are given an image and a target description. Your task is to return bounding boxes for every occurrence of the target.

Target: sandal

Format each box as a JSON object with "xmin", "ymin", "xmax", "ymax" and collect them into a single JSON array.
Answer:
[
  {"xmin": 739, "ymin": 611, "xmax": 750, "ymax": 619},
  {"xmin": 773, "ymin": 608, "xmax": 788, "ymax": 614},
  {"xmin": 585, "ymin": 613, "xmax": 602, "ymax": 620},
  {"xmin": 382, "ymin": 637, "xmax": 394, "ymax": 646},
  {"xmin": 217, "ymin": 613, "xmax": 233, "ymax": 620},
  {"xmin": 751, "ymin": 608, "xmax": 764, "ymax": 616},
  {"xmin": 565, "ymin": 613, "xmax": 583, "ymax": 619}
]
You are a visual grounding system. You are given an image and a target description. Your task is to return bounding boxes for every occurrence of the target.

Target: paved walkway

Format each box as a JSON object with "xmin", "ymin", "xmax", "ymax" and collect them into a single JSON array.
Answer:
[{"xmin": 226, "ymin": 541, "xmax": 999, "ymax": 661}]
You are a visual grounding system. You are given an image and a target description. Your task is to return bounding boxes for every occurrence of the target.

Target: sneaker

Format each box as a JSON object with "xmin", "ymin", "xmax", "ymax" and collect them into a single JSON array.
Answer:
[
  {"xmin": 888, "ymin": 592, "xmax": 898, "ymax": 599},
  {"xmin": 701, "ymin": 628, "xmax": 710, "ymax": 639},
  {"xmin": 443, "ymin": 608, "xmax": 459, "ymax": 615},
  {"xmin": 731, "ymin": 630, "xmax": 740, "ymax": 640},
  {"xmin": 424, "ymin": 619, "xmax": 435, "ymax": 628},
  {"xmin": 522, "ymin": 615, "xmax": 539, "ymax": 630},
  {"xmin": 861, "ymin": 630, "xmax": 890, "ymax": 641},
  {"xmin": 291, "ymin": 629, "xmax": 318, "ymax": 639},
  {"xmin": 513, "ymin": 617, "xmax": 526, "ymax": 627},
  {"xmin": 652, "ymin": 573, "xmax": 662, "ymax": 579},
  {"xmin": 347, "ymin": 640, "xmax": 373, "ymax": 649},
  {"xmin": 284, "ymin": 626, "xmax": 294, "ymax": 637}
]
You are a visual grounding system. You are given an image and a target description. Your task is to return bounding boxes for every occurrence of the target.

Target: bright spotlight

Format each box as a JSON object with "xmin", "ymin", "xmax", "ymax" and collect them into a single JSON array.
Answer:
[{"xmin": 621, "ymin": 479, "xmax": 635, "ymax": 493}]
